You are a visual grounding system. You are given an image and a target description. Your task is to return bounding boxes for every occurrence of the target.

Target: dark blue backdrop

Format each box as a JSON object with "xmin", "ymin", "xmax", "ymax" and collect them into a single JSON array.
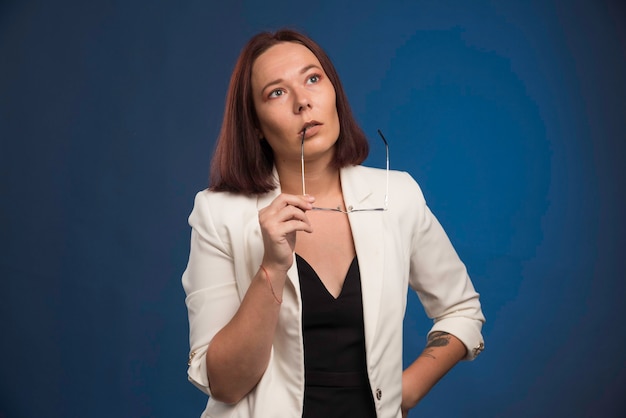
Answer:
[{"xmin": 1, "ymin": 0, "xmax": 625, "ymax": 417}]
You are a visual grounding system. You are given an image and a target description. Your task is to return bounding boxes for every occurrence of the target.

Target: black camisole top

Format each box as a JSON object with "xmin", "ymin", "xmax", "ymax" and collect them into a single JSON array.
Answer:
[{"xmin": 296, "ymin": 254, "xmax": 377, "ymax": 418}]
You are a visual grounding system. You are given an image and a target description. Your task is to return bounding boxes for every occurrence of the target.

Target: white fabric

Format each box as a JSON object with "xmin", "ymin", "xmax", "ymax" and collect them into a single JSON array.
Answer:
[{"xmin": 182, "ymin": 165, "xmax": 485, "ymax": 418}]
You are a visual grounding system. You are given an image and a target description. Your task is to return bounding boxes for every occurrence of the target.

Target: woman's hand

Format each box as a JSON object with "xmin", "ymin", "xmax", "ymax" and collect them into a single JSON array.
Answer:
[
  {"xmin": 401, "ymin": 390, "xmax": 413, "ymax": 418},
  {"xmin": 258, "ymin": 193, "xmax": 315, "ymax": 272}
]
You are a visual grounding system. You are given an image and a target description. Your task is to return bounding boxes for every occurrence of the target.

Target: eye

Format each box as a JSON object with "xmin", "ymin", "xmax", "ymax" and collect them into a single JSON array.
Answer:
[
  {"xmin": 307, "ymin": 74, "xmax": 321, "ymax": 84},
  {"xmin": 268, "ymin": 89, "xmax": 284, "ymax": 99}
]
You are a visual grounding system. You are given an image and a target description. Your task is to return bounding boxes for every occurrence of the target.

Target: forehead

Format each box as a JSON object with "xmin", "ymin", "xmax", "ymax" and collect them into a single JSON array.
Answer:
[{"xmin": 252, "ymin": 42, "xmax": 322, "ymax": 86}]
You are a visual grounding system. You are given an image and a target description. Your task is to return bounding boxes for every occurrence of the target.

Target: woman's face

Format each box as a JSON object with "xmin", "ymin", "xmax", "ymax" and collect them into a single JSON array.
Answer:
[{"xmin": 251, "ymin": 42, "xmax": 340, "ymax": 164}]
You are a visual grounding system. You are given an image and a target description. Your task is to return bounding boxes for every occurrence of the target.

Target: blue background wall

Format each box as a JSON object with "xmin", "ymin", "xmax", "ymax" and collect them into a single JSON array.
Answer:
[{"xmin": 1, "ymin": 0, "xmax": 625, "ymax": 417}]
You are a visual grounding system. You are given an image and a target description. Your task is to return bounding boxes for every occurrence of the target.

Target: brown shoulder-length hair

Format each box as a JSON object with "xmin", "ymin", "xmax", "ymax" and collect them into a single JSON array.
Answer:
[{"xmin": 209, "ymin": 29, "xmax": 369, "ymax": 194}]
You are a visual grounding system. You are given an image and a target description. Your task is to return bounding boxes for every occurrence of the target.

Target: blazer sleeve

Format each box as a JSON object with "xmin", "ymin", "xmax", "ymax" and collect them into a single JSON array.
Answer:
[
  {"xmin": 404, "ymin": 172, "xmax": 486, "ymax": 360},
  {"xmin": 181, "ymin": 191, "xmax": 242, "ymax": 394}
]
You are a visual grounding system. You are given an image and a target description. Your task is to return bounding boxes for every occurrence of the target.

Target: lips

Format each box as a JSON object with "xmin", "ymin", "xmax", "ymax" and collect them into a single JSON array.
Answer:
[{"xmin": 299, "ymin": 121, "xmax": 322, "ymax": 137}]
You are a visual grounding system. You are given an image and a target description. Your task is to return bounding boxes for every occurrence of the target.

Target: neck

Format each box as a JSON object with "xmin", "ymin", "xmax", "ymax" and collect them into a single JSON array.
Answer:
[{"xmin": 276, "ymin": 158, "xmax": 342, "ymax": 200}]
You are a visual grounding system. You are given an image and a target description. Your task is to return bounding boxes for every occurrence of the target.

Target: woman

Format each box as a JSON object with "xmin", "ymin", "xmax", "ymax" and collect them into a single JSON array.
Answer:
[{"xmin": 182, "ymin": 29, "xmax": 485, "ymax": 418}]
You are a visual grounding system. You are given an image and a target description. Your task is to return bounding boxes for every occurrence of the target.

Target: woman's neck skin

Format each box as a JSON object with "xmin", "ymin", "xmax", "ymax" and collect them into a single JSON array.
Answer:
[{"xmin": 275, "ymin": 149, "xmax": 343, "ymax": 206}]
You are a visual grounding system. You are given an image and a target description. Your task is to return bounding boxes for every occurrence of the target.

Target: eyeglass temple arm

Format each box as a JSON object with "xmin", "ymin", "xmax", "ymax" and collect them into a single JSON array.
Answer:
[
  {"xmin": 302, "ymin": 128, "xmax": 388, "ymax": 207},
  {"xmin": 301, "ymin": 128, "xmax": 307, "ymax": 195},
  {"xmin": 377, "ymin": 130, "xmax": 389, "ymax": 209}
]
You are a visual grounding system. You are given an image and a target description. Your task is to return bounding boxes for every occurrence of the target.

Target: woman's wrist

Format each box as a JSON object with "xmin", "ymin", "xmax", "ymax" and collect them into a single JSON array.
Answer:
[
  {"xmin": 401, "ymin": 368, "xmax": 422, "ymax": 411},
  {"xmin": 259, "ymin": 264, "xmax": 283, "ymax": 304},
  {"xmin": 259, "ymin": 254, "xmax": 292, "ymax": 275}
]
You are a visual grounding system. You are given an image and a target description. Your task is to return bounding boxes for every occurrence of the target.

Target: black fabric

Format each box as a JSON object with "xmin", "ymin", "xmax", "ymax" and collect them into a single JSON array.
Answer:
[{"xmin": 296, "ymin": 254, "xmax": 377, "ymax": 418}]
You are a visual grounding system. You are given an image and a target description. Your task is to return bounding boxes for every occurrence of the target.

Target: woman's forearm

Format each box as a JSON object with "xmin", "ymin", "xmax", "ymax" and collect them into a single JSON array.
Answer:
[
  {"xmin": 401, "ymin": 332, "xmax": 467, "ymax": 413},
  {"xmin": 205, "ymin": 266, "xmax": 286, "ymax": 404}
]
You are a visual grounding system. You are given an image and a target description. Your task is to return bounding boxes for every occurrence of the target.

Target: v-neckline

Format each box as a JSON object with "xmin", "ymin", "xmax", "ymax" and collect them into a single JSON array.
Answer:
[{"xmin": 295, "ymin": 254, "xmax": 357, "ymax": 301}]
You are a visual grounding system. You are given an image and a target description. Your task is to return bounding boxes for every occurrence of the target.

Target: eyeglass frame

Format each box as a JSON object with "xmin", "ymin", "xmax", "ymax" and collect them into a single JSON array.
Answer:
[{"xmin": 300, "ymin": 129, "xmax": 389, "ymax": 213}]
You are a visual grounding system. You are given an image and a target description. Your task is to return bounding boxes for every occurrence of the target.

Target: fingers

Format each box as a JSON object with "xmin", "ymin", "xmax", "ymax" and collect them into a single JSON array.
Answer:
[
  {"xmin": 259, "ymin": 194, "xmax": 315, "ymax": 233},
  {"xmin": 258, "ymin": 194, "xmax": 316, "ymax": 271},
  {"xmin": 267, "ymin": 193, "xmax": 315, "ymax": 214}
]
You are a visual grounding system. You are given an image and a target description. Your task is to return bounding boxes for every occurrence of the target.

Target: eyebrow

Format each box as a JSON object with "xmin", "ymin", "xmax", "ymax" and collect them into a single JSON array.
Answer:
[{"xmin": 260, "ymin": 64, "xmax": 322, "ymax": 95}]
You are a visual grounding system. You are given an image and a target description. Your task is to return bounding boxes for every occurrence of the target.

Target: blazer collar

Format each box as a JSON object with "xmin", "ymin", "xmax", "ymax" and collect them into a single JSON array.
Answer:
[
  {"xmin": 256, "ymin": 166, "xmax": 281, "ymax": 210},
  {"xmin": 256, "ymin": 165, "xmax": 377, "ymax": 210},
  {"xmin": 340, "ymin": 165, "xmax": 374, "ymax": 210}
]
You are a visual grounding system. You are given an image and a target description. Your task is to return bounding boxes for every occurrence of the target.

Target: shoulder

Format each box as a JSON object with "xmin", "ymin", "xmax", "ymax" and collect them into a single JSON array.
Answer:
[
  {"xmin": 188, "ymin": 189, "xmax": 261, "ymax": 232},
  {"xmin": 344, "ymin": 165, "xmax": 425, "ymax": 200},
  {"xmin": 192, "ymin": 188, "xmax": 257, "ymax": 208},
  {"xmin": 344, "ymin": 164, "xmax": 419, "ymax": 184}
]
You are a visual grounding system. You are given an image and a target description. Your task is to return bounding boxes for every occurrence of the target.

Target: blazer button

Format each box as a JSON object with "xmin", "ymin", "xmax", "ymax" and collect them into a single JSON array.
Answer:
[
  {"xmin": 375, "ymin": 388, "xmax": 382, "ymax": 401},
  {"xmin": 473, "ymin": 342, "xmax": 485, "ymax": 357}
]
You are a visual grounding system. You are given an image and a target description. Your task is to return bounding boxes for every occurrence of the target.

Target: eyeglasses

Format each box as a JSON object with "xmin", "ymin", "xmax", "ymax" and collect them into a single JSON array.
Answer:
[{"xmin": 300, "ymin": 129, "xmax": 389, "ymax": 213}]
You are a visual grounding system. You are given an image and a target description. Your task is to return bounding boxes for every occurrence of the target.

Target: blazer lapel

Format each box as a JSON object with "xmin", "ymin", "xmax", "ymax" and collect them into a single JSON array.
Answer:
[{"xmin": 341, "ymin": 166, "xmax": 385, "ymax": 350}]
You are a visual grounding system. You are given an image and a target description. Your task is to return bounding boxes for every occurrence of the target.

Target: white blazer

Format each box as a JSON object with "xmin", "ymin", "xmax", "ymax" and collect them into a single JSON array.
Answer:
[{"xmin": 182, "ymin": 165, "xmax": 485, "ymax": 418}]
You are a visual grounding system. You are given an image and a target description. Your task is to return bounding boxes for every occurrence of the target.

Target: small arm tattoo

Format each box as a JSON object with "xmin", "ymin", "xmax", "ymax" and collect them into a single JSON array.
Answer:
[
  {"xmin": 421, "ymin": 348, "xmax": 436, "ymax": 359},
  {"xmin": 419, "ymin": 332, "xmax": 452, "ymax": 360},
  {"xmin": 425, "ymin": 331, "xmax": 451, "ymax": 349}
]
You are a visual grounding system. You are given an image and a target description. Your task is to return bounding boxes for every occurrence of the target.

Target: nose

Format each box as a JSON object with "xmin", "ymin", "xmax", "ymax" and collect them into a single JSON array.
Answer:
[{"xmin": 293, "ymin": 88, "xmax": 312, "ymax": 114}]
